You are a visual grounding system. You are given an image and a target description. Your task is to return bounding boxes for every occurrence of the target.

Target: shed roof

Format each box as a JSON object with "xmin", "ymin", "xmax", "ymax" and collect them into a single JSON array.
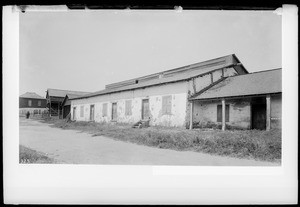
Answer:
[
  {"xmin": 71, "ymin": 54, "xmax": 248, "ymax": 100},
  {"xmin": 20, "ymin": 92, "xmax": 45, "ymax": 99},
  {"xmin": 189, "ymin": 69, "xmax": 282, "ymax": 100},
  {"xmin": 61, "ymin": 93, "xmax": 91, "ymax": 106},
  {"xmin": 47, "ymin": 88, "xmax": 91, "ymax": 98}
]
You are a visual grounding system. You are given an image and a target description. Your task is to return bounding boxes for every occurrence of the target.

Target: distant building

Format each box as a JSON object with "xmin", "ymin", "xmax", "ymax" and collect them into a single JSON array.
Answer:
[
  {"xmin": 19, "ymin": 92, "xmax": 47, "ymax": 116},
  {"xmin": 69, "ymin": 54, "xmax": 282, "ymax": 131},
  {"xmin": 46, "ymin": 89, "xmax": 90, "ymax": 118}
]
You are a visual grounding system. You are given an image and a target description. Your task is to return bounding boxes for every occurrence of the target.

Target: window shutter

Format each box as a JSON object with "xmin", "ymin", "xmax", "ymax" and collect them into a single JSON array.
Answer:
[
  {"xmin": 225, "ymin": 104, "xmax": 229, "ymax": 122},
  {"xmin": 80, "ymin": 106, "xmax": 84, "ymax": 117},
  {"xmin": 162, "ymin": 95, "xmax": 172, "ymax": 115},
  {"xmin": 217, "ymin": 105, "xmax": 222, "ymax": 122},
  {"xmin": 217, "ymin": 104, "xmax": 229, "ymax": 122},
  {"xmin": 102, "ymin": 103, "xmax": 107, "ymax": 116},
  {"xmin": 125, "ymin": 100, "xmax": 132, "ymax": 116}
]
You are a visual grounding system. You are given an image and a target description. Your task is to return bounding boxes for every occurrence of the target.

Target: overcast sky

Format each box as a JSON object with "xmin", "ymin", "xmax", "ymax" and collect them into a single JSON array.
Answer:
[{"xmin": 19, "ymin": 9, "xmax": 282, "ymax": 97}]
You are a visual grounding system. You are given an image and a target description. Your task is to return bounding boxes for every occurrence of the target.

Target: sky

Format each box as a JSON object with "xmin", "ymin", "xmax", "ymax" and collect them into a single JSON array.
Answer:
[{"xmin": 19, "ymin": 9, "xmax": 282, "ymax": 98}]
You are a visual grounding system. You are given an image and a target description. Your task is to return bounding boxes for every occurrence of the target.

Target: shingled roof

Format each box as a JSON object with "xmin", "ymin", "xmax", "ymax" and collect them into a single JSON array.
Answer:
[
  {"xmin": 71, "ymin": 54, "xmax": 248, "ymax": 100},
  {"xmin": 189, "ymin": 68, "xmax": 282, "ymax": 100},
  {"xmin": 20, "ymin": 92, "xmax": 45, "ymax": 99}
]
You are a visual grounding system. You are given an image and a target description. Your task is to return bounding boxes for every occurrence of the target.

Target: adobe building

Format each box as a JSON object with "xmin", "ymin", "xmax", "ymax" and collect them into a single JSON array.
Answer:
[
  {"xmin": 19, "ymin": 92, "xmax": 47, "ymax": 116},
  {"xmin": 69, "ymin": 54, "xmax": 281, "ymax": 130}
]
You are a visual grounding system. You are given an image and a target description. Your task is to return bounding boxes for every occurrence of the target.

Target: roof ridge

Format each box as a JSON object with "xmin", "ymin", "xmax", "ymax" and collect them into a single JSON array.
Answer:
[
  {"xmin": 47, "ymin": 88, "xmax": 90, "ymax": 93},
  {"xmin": 106, "ymin": 53, "xmax": 236, "ymax": 87},
  {"xmin": 20, "ymin": 92, "xmax": 45, "ymax": 99}
]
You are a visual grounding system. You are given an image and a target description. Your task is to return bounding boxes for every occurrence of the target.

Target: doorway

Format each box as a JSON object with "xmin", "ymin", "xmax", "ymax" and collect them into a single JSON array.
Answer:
[
  {"xmin": 90, "ymin": 105, "xmax": 95, "ymax": 121},
  {"xmin": 142, "ymin": 99, "xmax": 150, "ymax": 120},
  {"xmin": 251, "ymin": 97, "xmax": 266, "ymax": 130},
  {"xmin": 112, "ymin": 103, "xmax": 117, "ymax": 121},
  {"xmin": 72, "ymin": 107, "xmax": 76, "ymax": 120}
]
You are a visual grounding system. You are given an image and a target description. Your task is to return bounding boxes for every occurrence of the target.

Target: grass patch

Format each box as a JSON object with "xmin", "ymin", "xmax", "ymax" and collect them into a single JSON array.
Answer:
[
  {"xmin": 41, "ymin": 118, "xmax": 281, "ymax": 162},
  {"xmin": 19, "ymin": 145, "xmax": 57, "ymax": 164}
]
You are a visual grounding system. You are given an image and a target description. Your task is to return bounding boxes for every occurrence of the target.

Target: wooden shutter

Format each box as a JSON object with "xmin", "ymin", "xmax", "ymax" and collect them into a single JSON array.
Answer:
[
  {"xmin": 162, "ymin": 95, "xmax": 172, "ymax": 115},
  {"xmin": 217, "ymin": 104, "xmax": 229, "ymax": 122},
  {"xmin": 217, "ymin": 105, "xmax": 222, "ymax": 122},
  {"xmin": 125, "ymin": 100, "xmax": 132, "ymax": 116},
  {"xmin": 102, "ymin": 103, "xmax": 107, "ymax": 116},
  {"xmin": 225, "ymin": 104, "xmax": 229, "ymax": 122},
  {"xmin": 80, "ymin": 106, "xmax": 84, "ymax": 117}
]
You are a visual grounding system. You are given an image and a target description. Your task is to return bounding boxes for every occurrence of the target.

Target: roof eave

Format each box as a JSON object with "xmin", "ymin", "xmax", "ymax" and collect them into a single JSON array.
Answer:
[{"xmin": 189, "ymin": 92, "xmax": 282, "ymax": 101}]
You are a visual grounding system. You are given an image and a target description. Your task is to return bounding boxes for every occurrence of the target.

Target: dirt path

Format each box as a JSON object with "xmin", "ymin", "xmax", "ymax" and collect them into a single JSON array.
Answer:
[{"xmin": 19, "ymin": 118, "xmax": 279, "ymax": 166}]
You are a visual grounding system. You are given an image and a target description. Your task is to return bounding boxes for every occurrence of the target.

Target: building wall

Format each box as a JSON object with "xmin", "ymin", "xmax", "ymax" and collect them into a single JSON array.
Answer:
[
  {"xmin": 19, "ymin": 97, "xmax": 47, "ymax": 108},
  {"xmin": 271, "ymin": 94, "xmax": 282, "ymax": 129},
  {"xmin": 19, "ymin": 108, "xmax": 48, "ymax": 116},
  {"xmin": 187, "ymin": 67, "xmax": 238, "ymax": 96},
  {"xmin": 192, "ymin": 94, "xmax": 282, "ymax": 130},
  {"xmin": 185, "ymin": 67, "xmax": 238, "ymax": 128},
  {"xmin": 223, "ymin": 67, "xmax": 238, "ymax": 77},
  {"xmin": 71, "ymin": 81, "xmax": 188, "ymax": 127},
  {"xmin": 193, "ymin": 98, "xmax": 251, "ymax": 129}
]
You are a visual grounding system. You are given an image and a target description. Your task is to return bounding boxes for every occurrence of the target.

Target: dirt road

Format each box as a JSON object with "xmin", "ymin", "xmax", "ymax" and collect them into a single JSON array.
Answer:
[{"xmin": 19, "ymin": 118, "xmax": 278, "ymax": 166}]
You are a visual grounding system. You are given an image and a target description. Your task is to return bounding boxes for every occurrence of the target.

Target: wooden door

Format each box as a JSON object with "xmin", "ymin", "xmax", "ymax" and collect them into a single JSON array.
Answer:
[
  {"xmin": 112, "ymin": 103, "xmax": 117, "ymax": 121},
  {"xmin": 90, "ymin": 105, "xmax": 95, "ymax": 121},
  {"xmin": 142, "ymin": 99, "xmax": 150, "ymax": 120},
  {"xmin": 63, "ymin": 106, "xmax": 70, "ymax": 118},
  {"xmin": 72, "ymin": 107, "xmax": 76, "ymax": 120},
  {"xmin": 252, "ymin": 104, "xmax": 266, "ymax": 130}
]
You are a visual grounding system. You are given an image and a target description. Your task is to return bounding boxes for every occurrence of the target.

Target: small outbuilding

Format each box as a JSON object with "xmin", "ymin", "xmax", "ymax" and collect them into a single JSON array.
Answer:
[
  {"xmin": 61, "ymin": 93, "xmax": 90, "ymax": 118},
  {"xmin": 189, "ymin": 69, "xmax": 282, "ymax": 130},
  {"xmin": 46, "ymin": 89, "xmax": 91, "ymax": 118}
]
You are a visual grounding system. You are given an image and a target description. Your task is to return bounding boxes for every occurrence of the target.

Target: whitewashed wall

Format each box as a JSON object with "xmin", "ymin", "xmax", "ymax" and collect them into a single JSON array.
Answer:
[{"xmin": 71, "ymin": 81, "xmax": 188, "ymax": 127}]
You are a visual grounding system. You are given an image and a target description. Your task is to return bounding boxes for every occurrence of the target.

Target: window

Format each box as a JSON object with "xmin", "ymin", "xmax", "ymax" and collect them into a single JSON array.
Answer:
[
  {"xmin": 38, "ymin": 100, "xmax": 41, "ymax": 106},
  {"xmin": 80, "ymin": 106, "xmax": 84, "ymax": 117},
  {"xmin": 217, "ymin": 104, "xmax": 230, "ymax": 122},
  {"xmin": 28, "ymin": 100, "xmax": 32, "ymax": 106},
  {"xmin": 162, "ymin": 95, "xmax": 172, "ymax": 115},
  {"xmin": 125, "ymin": 100, "xmax": 132, "ymax": 116},
  {"xmin": 102, "ymin": 103, "xmax": 108, "ymax": 116}
]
